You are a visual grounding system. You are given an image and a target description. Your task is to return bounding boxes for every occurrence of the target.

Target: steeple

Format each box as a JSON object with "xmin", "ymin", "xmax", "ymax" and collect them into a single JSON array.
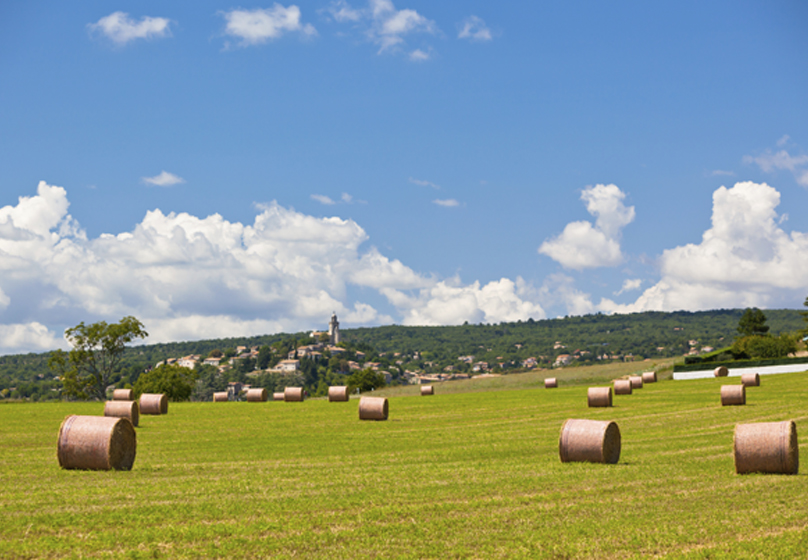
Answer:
[{"xmin": 328, "ymin": 312, "xmax": 340, "ymax": 345}]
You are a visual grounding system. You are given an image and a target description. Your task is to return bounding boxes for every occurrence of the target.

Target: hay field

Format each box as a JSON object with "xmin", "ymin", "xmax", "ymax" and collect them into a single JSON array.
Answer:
[{"xmin": 2, "ymin": 369, "xmax": 808, "ymax": 559}]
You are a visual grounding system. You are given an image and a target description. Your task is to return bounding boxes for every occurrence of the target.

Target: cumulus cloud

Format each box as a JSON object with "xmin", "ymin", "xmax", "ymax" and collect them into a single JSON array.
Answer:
[
  {"xmin": 0, "ymin": 181, "xmax": 551, "ymax": 355},
  {"xmin": 142, "ymin": 171, "xmax": 185, "ymax": 187},
  {"xmin": 325, "ymin": 0, "xmax": 436, "ymax": 56},
  {"xmin": 605, "ymin": 181, "xmax": 808, "ymax": 312},
  {"xmin": 433, "ymin": 199, "xmax": 459, "ymax": 207},
  {"xmin": 382, "ymin": 277, "xmax": 545, "ymax": 326},
  {"xmin": 614, "ymin": 278, "xmax": 643, "ymax": 296},
  {"xmin": 88, "ymin": 12, "xmax": 172, "ymax": 45},
  {"xmin": 220, "ymin": 5, "xmax": 316, "ymax": 47},
  {"xmin": 539, "ymin": 184, "xmax": 635, "ymax": 270},
  {"xmin": 457, "ymin": 16, "xmax": 492, "ymax": 41},
  {"xmin": 744, "ymin": 141, "xmax": 808, "ymax": 188}
]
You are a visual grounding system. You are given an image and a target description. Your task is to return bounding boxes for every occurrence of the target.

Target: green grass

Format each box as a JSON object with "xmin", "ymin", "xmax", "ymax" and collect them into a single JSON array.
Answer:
[{"xmin": 1, "ymin": 367, "xmax": 808, "ymax": 559}]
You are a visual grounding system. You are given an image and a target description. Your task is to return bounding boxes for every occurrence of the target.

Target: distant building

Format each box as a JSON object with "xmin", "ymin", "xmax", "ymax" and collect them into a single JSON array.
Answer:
[{"xmin": 329, "ymin": 312, "xmax": 341, "ymax": 345}]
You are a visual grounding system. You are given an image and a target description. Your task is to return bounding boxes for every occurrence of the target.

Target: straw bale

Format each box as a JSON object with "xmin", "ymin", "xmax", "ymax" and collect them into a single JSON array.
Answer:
[
  {"xmin": 714, "ymin": 366, "xmax": 729, "ymax": 377},
  {"xmin": 213, "ymin": 391, "xmax": 229, "ymax": 402},
  {"xmin": 629, "ymin": 376, "xmax": 643, "ymax": 389},
  {"xmin": 721, "ymin": 385, "xmax": 745, "ymax": 406},
  {"xmin": 284, "ymin": 387, "xmax": 304, "ymax": 402},
  {"xmin": 139, "ymin": 393, "xmax": 168, "ymax": 415},
  {"xmin": 246, "ymin": 388, "xmax": 268, "ymax": 402},
  {"xmin": 613, "ymin": 379, "xmax": 632, "ymax": 395},
  {"xmin": 273, "ymin": 392, "xmax": 285, "ymax": 401},
  {"xmin": 642, "ymin": 371, "xmax": 657, "ymax": 383},
  {"xmin": 57, "ymin": 415, "xmax": 136, "ymax": 471},
  {"xmin": 587, "ymin": 387, "xmax": 612, "ymax": 408},
  {"xmin": 741, "ymin": 373, "xmax": 760, "ymax": 387},
  {"xmin": 421, "ymin": 385, "xmax": 434, "ymax": 396},
  {"xmin": 112, "ymin": 388, "xmax": 133, "ymax": 401},
  {"xmin": 104, "ymin": 400, "xmax": 139, "ymax": 427},
  {"xmin": 734, "ymin": 420, "xmax": 798, "ymax": 475},
  {"xmin": 328, "ymin": 386, "xmax": 350, "ymax": 402},
  {"xmin": 559, "ymin": 419, "xmax": 621, "ymax": 464},
  {"xmin": 359, "ymin": 396, "xmax": 388, "ymax": 421},
  {"xmin": 544, "ymin": 378, "xmax": 558, "ymax": 389}
]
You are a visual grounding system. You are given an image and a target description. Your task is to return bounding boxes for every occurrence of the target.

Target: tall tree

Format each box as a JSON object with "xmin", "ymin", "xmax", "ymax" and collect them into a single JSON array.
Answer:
[
  {"xmin": 49, "ymin": 316, "xmax": 148, "ymax": 400},
  {"xmin": 737, "ymin": 307, "xmax": 770, "ymax": 337},
  {"xmin": 134, "ymin": 363, "xmax": 197, "ymax": 402}
]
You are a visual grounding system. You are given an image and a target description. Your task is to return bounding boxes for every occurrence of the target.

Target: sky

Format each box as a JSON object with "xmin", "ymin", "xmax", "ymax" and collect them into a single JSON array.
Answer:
[{"xmin": 1, "ymin": 1, "xmax": 807, "ymax": 355}]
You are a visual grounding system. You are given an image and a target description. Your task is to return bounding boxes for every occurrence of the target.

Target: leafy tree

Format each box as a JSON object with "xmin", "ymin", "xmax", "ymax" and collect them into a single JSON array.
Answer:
[
  {"xmin": 346, "ymin": 368, "xmax": 386, "ymax": 393},
  {"xmin": 732, "ymin": 334, "xmax": 797, "ymax": 359},
  {"xmin": 801, "ymin": 296, "xmax": 808, "ymax": 336},
  {"xmin": 49, "ymin": 316, "xmax": 148, "ymax": 400},
  {"xmin": 256, "ymin": 345, "xmax": 272, "ymax": 370},
  {"xmin": 737, "ymin": 308, "xmax": 770, "ymax": 337},
  {"xmin": 134, "ymin": 364, "xmax": 197, "ymax": 401}
]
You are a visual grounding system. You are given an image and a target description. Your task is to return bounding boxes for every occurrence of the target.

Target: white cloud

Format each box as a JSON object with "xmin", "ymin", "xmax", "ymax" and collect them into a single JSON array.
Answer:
[
  {"xmin": 326, "ymin": 0, "xmax": 436, "ymax": 56},
  {"xmin": 383, "ymin": 277, "xmax": 545, "ymax": 326},
  {"xmin": 458, "ymin": 15, "xmax": 492, "ymax": 41},
  {"xmin": 88, "ymin": 12, "xmax": 172, "ymax": 45},
  {"xmin": 341, "ymin": 193, "xmax": 353, "ymax": 203},
  {"xmin": 606, "ymin": 181, "xmax": 808, "ymax": 313},
  {"xmin": 409, "ymin": 177, "xmax": 440, "ymax": 189},
  {"xmin": 539, "ymin": 184, "xmax": 635, "ymax": 270},
  {"xmin": 433, "ymin": 199, "xmax": 459, "ymax": 207},
  {"xmin": 142, "ymin": 171, "xmax": 185, "ymax": 187},
  {"xmin": 409, "ymin": 48, "xmax": 430, "ymax": 61},
  {"xmin": 744, "ymin": 146, "xmax": 808, "ymax": 188},
  {"xmin": 614, "ymin": 278, "xmax": 643, "ymax": 296},
  {"xmin": 325, "ymin": 0, "xmax": 363, "ymax": 22},
  {"xmin": 311, "ymin": 194, "xmax": 336, "ymax": 205},
  {"xmin": 776, "ymin": 135, "xmax": 790, "ymax": 147},
  {"xmin": 0, "ymin": 323, "xmax": 64, "ymax": 355},
  {"xmin": 221, "ymin": 5, "xmax": 316, "ymax": 47}
]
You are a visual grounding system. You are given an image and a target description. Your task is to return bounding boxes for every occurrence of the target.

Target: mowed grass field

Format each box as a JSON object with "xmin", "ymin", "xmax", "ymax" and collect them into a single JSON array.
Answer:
[{"xmin": 2, "ymin": 367, "xmax": 808, "ymax": 559}]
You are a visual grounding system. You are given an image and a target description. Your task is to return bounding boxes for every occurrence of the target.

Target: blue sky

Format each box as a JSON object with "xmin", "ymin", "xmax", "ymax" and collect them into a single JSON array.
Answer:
[{"xmin": 1, "ymin": 1, "xmax": 807, "ymax": 354}]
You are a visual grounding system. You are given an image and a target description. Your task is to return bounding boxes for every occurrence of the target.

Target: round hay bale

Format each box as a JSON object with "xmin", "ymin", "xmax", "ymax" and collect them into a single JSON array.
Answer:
[
  {"xmin": 246, "ymin": 388, "xmax": 268, "ymax": 402},
  {"xmin": 587, "ymin": 387, "xmax": 612, "ymax": 408},
  {"xmin": 213, "ymin": 391, "xmax": 229, "ymax": 402},
  {"xmin": 629, "ymin": 376, "xmax": 643, "ymax": 390},
  {"xmin": 613, "ymin": 379, "xmax": 632, "ymax": 395},
  {"xmin": 741, "ymin": 373, "xmax": 760, "ymax": 387},
  {"xmin": 544, "ymin": 378, "xmax": 558, "ymax": 389},
  {"xmin": 112, "ymin": 388, "xmax": 133, "ymax": 401},
  {"xmin": 272, "ymin": 392, "xmax": 285, "ymax": 401},
  {"xmin": 104, "ymin": 400, "xmax": 139, "ymax": 427},
  {"xmin": 720, "ymin": 385, "xmax": 746, "ymax": 406},
  {"xmin": 139, "ymin": 393, "xmax": 168, "ymax": 415},
  {"xmin": 284, "ymin": 387, "xmax": 304, "ymax": 402},
  {"xmin": 421, "ymin": 385, "xmax": 434, "ymax": 396},
  {"xmin": 559, "ymin": 419, "xmax": 621, "ymax": 464},
  {"xmin": 641, "ymin": 371, "xmax": 657, "ymax": 384},
  {"xmin": 734, "ymin": 420, "xmax": 798, "ymax": 475},
  {"xmin": 57, "ymin": 415, "xmax": 136, "ymax": 471},
  {"xmin": 359, "ymin": 396, "xmax": 388, "ymax": 421},
  {"xmin": 328, "ymin": 386, "xmax": 350, "ymax": 402},
  {"xmin": 714, "ymin": 366, "xmax": 729, "ymax": 377}
]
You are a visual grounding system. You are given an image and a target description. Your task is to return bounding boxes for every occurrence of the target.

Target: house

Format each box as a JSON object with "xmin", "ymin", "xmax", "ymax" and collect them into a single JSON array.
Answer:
[
  {"xmin": 554, "ymin": 354, "xmax": 572, "ymax": 367},
  {"xmin": 275, "ymin": 359, "xmax": 300, "ymax": 372},
  {"xmin": 178, "ymin": 355, "xmax": 200, "ymax": 369},
  {"xmin": 203, "ymin": 357, "xmax": 221, "ymax": 366}
]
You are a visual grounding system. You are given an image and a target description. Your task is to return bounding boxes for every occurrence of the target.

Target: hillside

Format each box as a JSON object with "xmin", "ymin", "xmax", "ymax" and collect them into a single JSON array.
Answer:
[{"xmin": 0, "ymin": 308, "xmax": 804, "ymax": 400}]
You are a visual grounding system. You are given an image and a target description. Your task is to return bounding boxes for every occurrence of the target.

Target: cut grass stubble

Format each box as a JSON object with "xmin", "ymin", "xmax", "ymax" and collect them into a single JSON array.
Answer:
[{"xmin": 1, "ymin": 365, "xmax": 807, "ymax": 559}]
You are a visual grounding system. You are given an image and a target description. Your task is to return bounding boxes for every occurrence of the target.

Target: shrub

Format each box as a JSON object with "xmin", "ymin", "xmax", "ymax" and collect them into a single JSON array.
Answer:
[{"xmin": 732, "ymin": 334, "xmax": 798, "ymax": 360}]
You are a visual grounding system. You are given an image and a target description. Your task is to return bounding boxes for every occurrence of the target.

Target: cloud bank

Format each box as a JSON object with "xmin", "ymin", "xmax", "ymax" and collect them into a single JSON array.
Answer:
[{"xmin": 0, "ymin": 182, "xmax": 546, "ymax": 354}]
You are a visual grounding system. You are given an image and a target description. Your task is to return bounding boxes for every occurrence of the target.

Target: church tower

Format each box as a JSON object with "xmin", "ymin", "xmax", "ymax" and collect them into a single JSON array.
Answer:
[{"xmin": 328, "ymin": 312, "xmax": 340, "ymax": 345}]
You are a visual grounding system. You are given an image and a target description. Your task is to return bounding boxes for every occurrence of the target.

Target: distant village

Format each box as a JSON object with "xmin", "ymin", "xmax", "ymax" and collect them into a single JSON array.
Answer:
[{"xmin": 153, "ymin": 313, "xmax": 719, "ymax": 394}]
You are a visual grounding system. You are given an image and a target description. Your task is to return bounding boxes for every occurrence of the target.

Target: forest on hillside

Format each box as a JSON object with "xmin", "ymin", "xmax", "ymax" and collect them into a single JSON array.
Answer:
[{"xmin": 1, "ymin": 308, "xmax": 804, "ymax": 401}]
